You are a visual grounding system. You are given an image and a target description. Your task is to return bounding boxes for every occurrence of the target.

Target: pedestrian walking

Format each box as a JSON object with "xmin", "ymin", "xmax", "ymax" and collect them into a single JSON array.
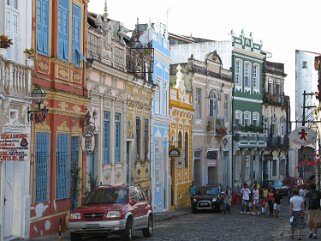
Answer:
[
  {"xmin": 223, "ymin": 186, "xmax": 232, "ymax": 214},
  {"xmin": 305, "ymin": 183, "xmax": 321, "ymax": 239},
  {"xmin": 267, "ymin": 188, "xmax": 274, "ymax": 216},
  {"xmin": 262, "ymin": 186, "xmax": 268, "ymax": 199},
  {"xmin": 299, "ymin": 186, "xmax": 306, "ymax": 209},
  {"xmin": 260, "ymin": 198, "xmax": 267, "ymax": 215},
  {"xmin": 251, "ymin": 185, "xmax": 260, "ymax": 215},
  {"xmin": 240, "ymin": 182, "xmax": 251, "ymax": 214},
  {"xmin": 273, "ymin": 190, "xmax": 282, "ymax": 218},
  {"xmin": 290, "ymin": 188, "xmax": 305, "ymax": 240}
]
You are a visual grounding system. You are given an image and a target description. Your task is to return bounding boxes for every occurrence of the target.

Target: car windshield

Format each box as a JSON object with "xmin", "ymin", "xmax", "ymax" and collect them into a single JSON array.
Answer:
[
  {"xmin": 85, "ymin": 188, "xmax": 128, "ymax": 204},
  {"xmin": 197, "ymin": 186, "xmax": 220, "ymax": 195}
]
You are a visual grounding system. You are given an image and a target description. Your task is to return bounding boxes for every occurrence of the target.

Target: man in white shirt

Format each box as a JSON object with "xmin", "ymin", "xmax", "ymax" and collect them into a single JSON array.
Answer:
[{"xmin": 240, "ymin": 182, "xmax": 251, "ymax": 214}]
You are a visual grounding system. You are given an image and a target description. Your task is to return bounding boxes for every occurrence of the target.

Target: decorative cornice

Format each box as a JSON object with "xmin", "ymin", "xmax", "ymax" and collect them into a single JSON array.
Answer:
[
  {"xmin": 57, "ymin": 121, "xmax": 70, "ymax": 133},
  {"xmin": 35, "ymin": 121, "xmax": 50, "ymax": 132},
  {"xmin": 72, "ymin": 122, "xmax": 82, "ymax": 134}
]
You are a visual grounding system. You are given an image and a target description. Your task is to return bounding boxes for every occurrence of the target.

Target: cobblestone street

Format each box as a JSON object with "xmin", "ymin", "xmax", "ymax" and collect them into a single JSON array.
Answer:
[{"xmin": 29, "ymin": 203, "xmax": 315, "ymax": 241}]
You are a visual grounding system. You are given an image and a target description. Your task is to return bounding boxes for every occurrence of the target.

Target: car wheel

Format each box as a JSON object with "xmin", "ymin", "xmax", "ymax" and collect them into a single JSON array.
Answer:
[
  {"xmin": 192, "ymin": 206, "xmax": 198, "ymax": 213},
  {"xmin": 142, "ymin": 215, "xmax": 153, "ymax": 237},
  {"xmin": 70, "ymin": 232, "xmax": 82, "ymax": 241},
  {"xmin": 217, "ymin": 203, "xmax": 223, "ymax": 213},
  {"xmin": 122, "ymin": 218, "xmax": 133, "ymax": 241}
]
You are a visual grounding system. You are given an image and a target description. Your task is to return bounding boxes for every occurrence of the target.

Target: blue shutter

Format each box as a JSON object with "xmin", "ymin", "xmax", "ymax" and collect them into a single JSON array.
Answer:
[
  {"xmin": 72, "ymin": 4, "xmax": 81, "ymax": 66},
  {"xmin": 56, "ymin": 134, "xmax": 70, "ymax": 199},
  {"xmin": 70, "ymin": 136, "xmax": 79, "ymax": 210},
  {"xmin": 103, "ymin": 112, "xmax": 110, "ymax": 164},
  {"xmin": 42, "ymin": 0, "xmax": 49, "ymax": 55},
  {"xmin": 57, "ymin": 5, "xmax": 63, "ymax": 58},
  {"xmin": 58, "ymin": 0, "xmax": 69, "ymax": 60},
  {"xmin": 36, "ymin": 0, "xmax": 43, "ymax": 53},
  {"xmin": 115, "ymin": 113, "xmax": 121, "ymax": 162},
  {"xmin": 35, "ymin": 132, "xmax": 50, "ymax": 203}
]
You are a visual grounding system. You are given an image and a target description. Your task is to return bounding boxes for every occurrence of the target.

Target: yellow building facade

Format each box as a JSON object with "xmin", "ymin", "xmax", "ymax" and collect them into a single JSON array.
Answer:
[{"xmin": 169, "ymin": 65, "xmax": 194, "ymax": 209}]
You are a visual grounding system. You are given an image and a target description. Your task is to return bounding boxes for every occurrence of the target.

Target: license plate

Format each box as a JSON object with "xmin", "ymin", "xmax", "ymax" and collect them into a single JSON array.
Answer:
[
  {"xmin": 86, "ymin": 224, "xmax": 99, "ymax": 228},
  {"xmin": 199, "ymin": 202, "xmax": 208, "ymax": 206}
]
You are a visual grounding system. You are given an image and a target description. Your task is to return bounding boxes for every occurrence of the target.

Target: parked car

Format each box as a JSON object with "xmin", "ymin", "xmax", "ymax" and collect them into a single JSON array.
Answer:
[
  {"xmin": 69, "ymin": 185, "xmax": 153, "ymax": 241},
  {"xmin": 191, "ymin": 185, "xmax": 224, "ymax": 213},
  {"xmin": 262, "ymin": 180, "xmax": 289, "ymax": 196}
]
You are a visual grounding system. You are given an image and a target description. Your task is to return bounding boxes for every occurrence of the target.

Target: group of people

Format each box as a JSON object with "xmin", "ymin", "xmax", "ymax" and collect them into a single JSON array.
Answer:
[
  {"xmin": 240, "ymin": 181, "xmax": 283, "ymax": 217},
  {"xmin": 239, "ymin": 181, "xmax": 321, "ymax": 240},
  {"xmin": 290, "ymin": 183, "xmax": 321, "ymax": 240}
]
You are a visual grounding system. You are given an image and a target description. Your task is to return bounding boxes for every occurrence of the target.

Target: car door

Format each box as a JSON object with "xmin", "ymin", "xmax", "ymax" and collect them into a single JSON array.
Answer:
[
  {"xmin": 129, "ymin": 187, "xmax": 140, "ymax": 227},
  {"xmin": 137, "ymin": 188, "xmax": 149, "ymax": 225}
]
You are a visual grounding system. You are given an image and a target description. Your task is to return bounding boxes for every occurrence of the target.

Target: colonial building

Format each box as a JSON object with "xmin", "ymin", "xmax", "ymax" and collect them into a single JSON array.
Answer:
[
  {"xmin": 169, "ymin": 34, "xmax": 233, "ymax": 188},
  {"xmin": 262, "ymin": 61, "xmax": 290, "ymax": 181},
  {"xmin": 231, "ymin": 31, "xmax": 266, "ymax": 190},
  {"xmin": 0, "ymin": 1, "xmax": 33, "ymax": 240},
  {"xmin": 137, "ymin": 22, "xmax": 171, "ymax": 212},
  {"xmin": 30, "ymin": 0, "xmax": 89, "ymax": 238},
  {"xmin": 86, "ymin": 6, "xmax": 130, "ymax": 187},
  {"xmin": 169, "ymin": 65, "xmax": 194, "ymax": 209}
]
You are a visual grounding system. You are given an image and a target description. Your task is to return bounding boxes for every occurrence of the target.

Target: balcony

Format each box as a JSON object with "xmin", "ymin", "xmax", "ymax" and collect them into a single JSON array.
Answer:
[
  {"xmin": 264, "ymin": 93, "xmax": 289, "ymax": 107},
  {"xmin": 0, "ymin": 55, "xmax": 31, "ymax": 99},
  {"xmin": 207, "ymin": 117, "xmax": 227, "ymax": 136},
  {"xmin": 266, "ymin": 136, "xmax": 289, "ymax": 148},
  {"xmin": 234, "ymin": 132, "xmax": 266, "ymax": 148}
]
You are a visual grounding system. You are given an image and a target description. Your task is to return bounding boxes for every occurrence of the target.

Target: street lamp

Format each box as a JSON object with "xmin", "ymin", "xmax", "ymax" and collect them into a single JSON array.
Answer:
[{"xmin": 28, "ymin": 85, "xmax": 49, "ymax": 123}]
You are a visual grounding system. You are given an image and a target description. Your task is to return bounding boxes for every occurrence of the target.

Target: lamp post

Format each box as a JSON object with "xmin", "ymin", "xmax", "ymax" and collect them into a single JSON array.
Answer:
[{"xmin": 28, "ymin": 85, "xmax": 49, "ymax": 123}]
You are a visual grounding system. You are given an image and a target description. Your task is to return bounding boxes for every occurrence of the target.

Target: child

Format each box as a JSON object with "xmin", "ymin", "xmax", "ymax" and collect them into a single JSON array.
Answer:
[{"xmin": 260, "ymin": 198, "xmax": 267, "ymax": 215}]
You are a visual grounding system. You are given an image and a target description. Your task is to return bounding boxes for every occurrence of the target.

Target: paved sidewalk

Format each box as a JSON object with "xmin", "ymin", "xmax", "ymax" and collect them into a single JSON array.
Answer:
[{"xmin": 14, "ymin": 208, "xmax": 191, "ymax": 241}]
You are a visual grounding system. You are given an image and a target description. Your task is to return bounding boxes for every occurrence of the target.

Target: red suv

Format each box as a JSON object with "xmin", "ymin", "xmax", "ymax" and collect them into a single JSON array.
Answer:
[{"xmin": 68, "ymin": 185, "xmax": 153, "ymax": 241}]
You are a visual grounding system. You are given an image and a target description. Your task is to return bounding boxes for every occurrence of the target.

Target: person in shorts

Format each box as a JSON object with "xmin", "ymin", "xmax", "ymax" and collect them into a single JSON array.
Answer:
[
  {"xmin": 273, "ymin": 189, "xmax": 282, "ymax": 218},
  {"xmin": 240, "ymin": 182, "xmax": 251, "ymax": 214},
  {"xmin": 305, "ymin": 183, "xmax": 321, "ymax": 239},
  {"xmin": 251, "ymin": 184, "xmax": 260, "ymax": 215},
  {"xmin": 290, "ymin": 188, "xmax": 305, "ymax": 240}
]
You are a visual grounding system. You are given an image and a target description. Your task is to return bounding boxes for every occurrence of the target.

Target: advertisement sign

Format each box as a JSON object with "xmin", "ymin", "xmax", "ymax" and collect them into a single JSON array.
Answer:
[
  {"xmin": 288, "ymin": 127, "xmax": 317, "ymax": 146},
  {"xmin": 0, "ymin": 133, "xmax": 29, "ymax": 162},
  {"xmin": 81, "ymin": 130, "xmax": 95, "ymax": 155}
]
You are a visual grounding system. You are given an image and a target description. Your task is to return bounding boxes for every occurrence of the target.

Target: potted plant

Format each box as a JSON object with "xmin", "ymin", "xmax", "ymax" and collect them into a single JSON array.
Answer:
[
  {"xmin": 0, "ymin": 35, "xmax": 13, "ymax": 49},
  {"xmin": 24, "ymin": 48, "xmax": 35, "ymax": 58}
]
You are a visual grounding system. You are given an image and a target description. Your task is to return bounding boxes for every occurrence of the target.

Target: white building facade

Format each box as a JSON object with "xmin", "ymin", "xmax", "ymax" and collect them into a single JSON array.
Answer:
[{"xmin": 0, "ymin": 0, "xmax": 33, "ymax": 240}]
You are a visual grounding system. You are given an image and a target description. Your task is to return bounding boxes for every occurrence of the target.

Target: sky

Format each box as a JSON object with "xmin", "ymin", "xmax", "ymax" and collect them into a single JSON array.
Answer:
[{"xmin": 88, "ymin": 0, "xmax": 321, "ymax": 120}]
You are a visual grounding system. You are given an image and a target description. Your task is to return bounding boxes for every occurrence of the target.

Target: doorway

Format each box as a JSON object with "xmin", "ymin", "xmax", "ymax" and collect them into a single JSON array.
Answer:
[
  {"xmin": 3, "ymin": 162, "xmax": 14, "ymax": 238},
  {"xmin": 208, "ymin": 166, "xmax": 216, "ymax": 185}
]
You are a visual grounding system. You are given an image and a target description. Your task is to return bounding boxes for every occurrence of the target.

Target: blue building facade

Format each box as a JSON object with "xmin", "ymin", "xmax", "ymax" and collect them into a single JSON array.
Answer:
[{"xmin": 140, "ymin": 22, "xmax": 171, "ymax": 212}]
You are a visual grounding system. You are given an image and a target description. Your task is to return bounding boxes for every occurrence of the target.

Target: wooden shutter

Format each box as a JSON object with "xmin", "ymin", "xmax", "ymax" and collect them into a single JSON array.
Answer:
[
  {"xmin": 36, "ymin": 0, "xmax": 43, "ymax": 53},
  {"xmin": 103, "ymin": 112, "xmax": 110, "ymax": 164},
  {"xmin": 72, "ymin": 4, "xmax": 81, "ymax": 66},
  {"xmin": 42, "ymin": 0, "xmax": 49, "ymax": 55},
  {"xmin": 35, "ymin": 132, "xmax": 50, "ymax": 203},
  {"xmin": 115, "ymin": 113, "xmax": 121, "ymax": 162},
  {"xmin": 58, "ymin": 0, "xmax": 69, "ymax": 60},
  {"xmin": 56, "ymin": 134, "xmax": 70, "ymax": 199}
]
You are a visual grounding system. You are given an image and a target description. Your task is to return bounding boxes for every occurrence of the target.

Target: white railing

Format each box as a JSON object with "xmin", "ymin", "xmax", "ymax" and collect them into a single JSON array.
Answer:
[{"xmin": 0, "ymin": 55, "xmax": 31, "ymax": 98}]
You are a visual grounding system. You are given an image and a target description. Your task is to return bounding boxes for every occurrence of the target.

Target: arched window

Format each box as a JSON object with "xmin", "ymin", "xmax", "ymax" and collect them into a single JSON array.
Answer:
[
  {"xmin": 253, "ymin": 64, "xmax": 260, "ymax": 90},
  {"xmin": 235, "ymin": 59, "xmax": 242, "ymax": 86},
  {"xmin": 178, "ymin": 132, "xmax": 182, "ymax": 149},
  {"xmin": 244, "ymin": 62, "xmax": 251, "ymax": 88},
  {"xmin": 184, "ymin": 132, "xmax": 188, "ymax": 168},
  {"xmin": 209, "ymin": 90, "xmax": 218, "ymax": 117},
  {"xmin": 244, "ymin": 111, "xmax": 251, "ymax": 126},
  {"xmin": 235, "ymin": 110, "xmax": 242, "ymax": 126}
]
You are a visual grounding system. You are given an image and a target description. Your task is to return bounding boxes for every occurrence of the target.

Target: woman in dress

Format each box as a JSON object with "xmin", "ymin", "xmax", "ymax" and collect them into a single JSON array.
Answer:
[{"xmin": 290, "ymin": 188, "xmax": 305, "ymax": 240}]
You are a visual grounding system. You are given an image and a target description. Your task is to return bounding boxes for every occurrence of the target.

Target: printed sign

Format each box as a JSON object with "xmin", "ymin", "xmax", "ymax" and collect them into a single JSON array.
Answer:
[
  {"xmin": 0, "ymin": 133, "xmax": 29, "ymax": 162},
  {"xmin": 289, "ymin": 127, "xmax": 317, "ymax": 146}
]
